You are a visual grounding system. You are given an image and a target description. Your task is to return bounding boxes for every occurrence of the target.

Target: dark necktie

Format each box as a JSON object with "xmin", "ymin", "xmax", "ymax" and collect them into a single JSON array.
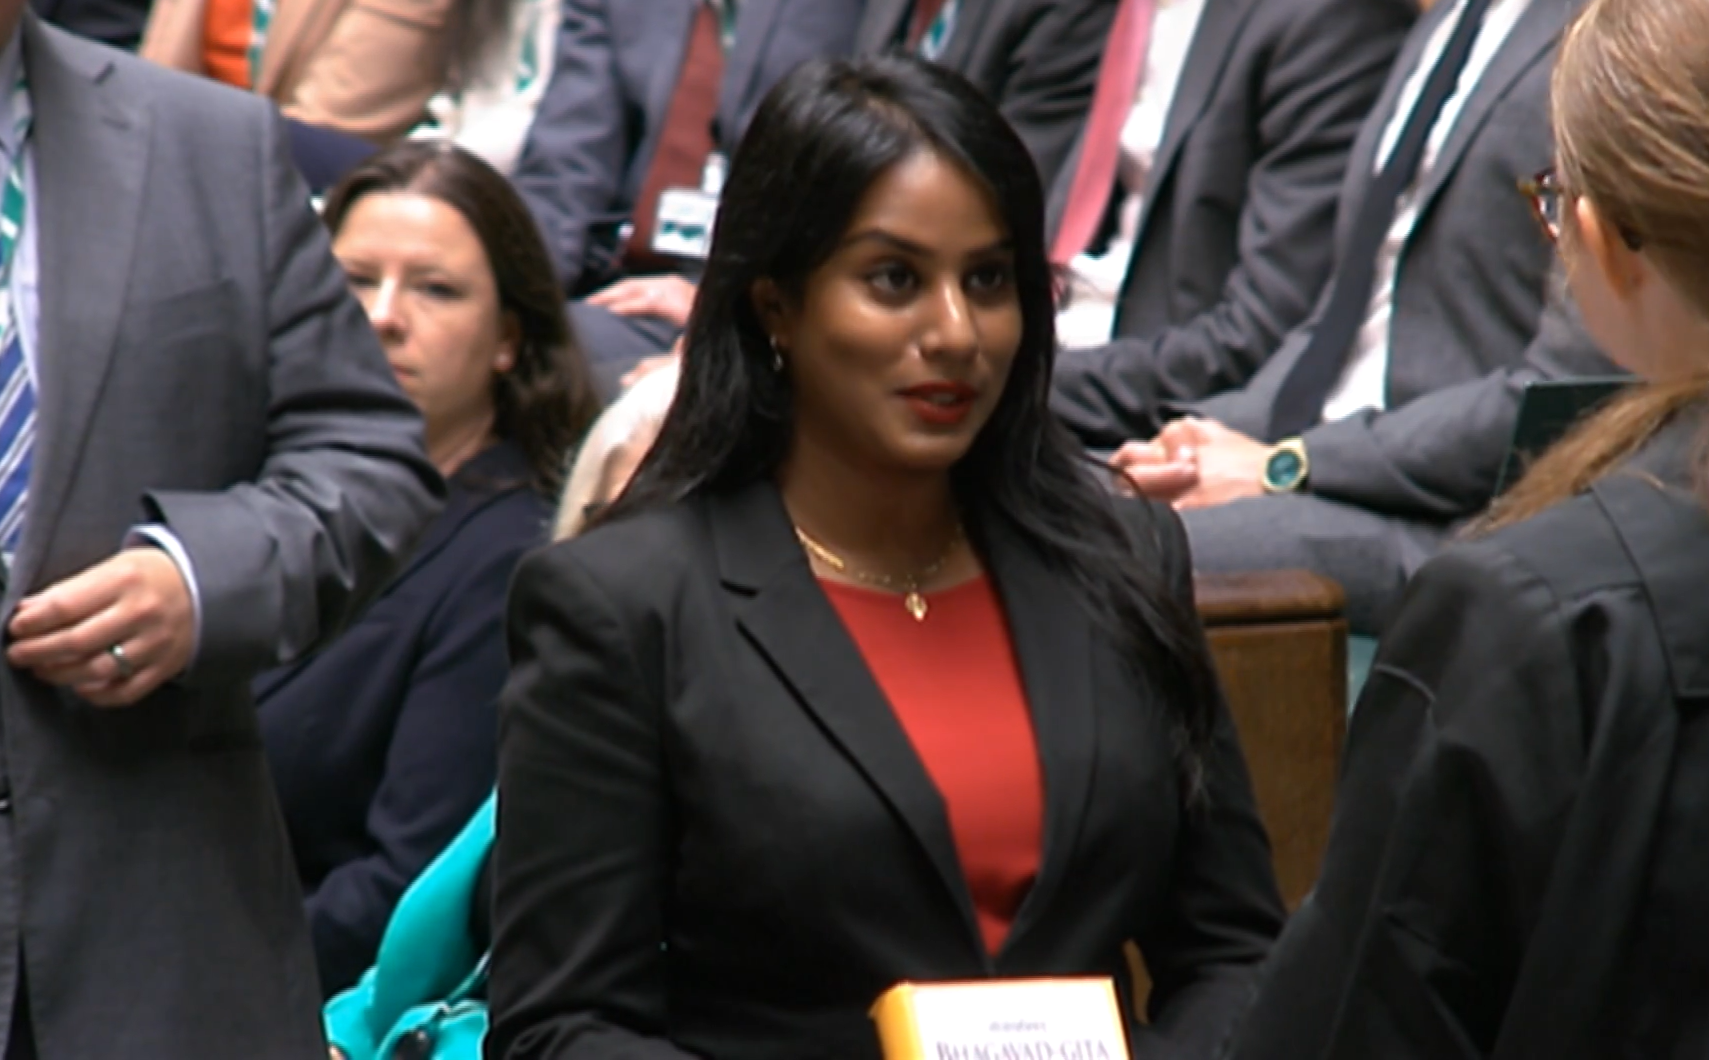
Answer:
[
  {"xmin": 1267, "ymin": 0, "xmax": 1497, "ymax": 440},
  {"xmin": 624, "ymin": 2, "xmax": 726, "ymax": 272}
]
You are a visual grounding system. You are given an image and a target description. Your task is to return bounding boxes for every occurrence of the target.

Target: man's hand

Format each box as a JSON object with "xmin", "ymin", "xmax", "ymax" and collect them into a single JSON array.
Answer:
[
  {"xmin": 6, "ymin": 549, "xmax": 195, "ymax": 707},
  {"xmin": 586, "ymin": 275, "xmax": 698, "ymax": 326},
  {"xmin": 1158, "ymin": 417, "xmax": 1272, "ymax": 510},
  {"xmin": 1110, "ymin": 438, "xmax": 1199, "ymax": 502}
]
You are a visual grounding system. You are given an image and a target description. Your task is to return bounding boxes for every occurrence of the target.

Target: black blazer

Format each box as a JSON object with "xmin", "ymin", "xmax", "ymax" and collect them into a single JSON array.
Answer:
[
  {"xmin": 1226, "ymin": 409, "xmax": 1709, "ymax": 1058},
  {"xmin": 489, "ymin": 481, "xmax": 1284, "ymax": 1060},
  {"xmin": 258, "ymin": 442, "xmax": 549, "ymax": 996},
  {"xmin": 1049, "ymin": 0, "xmax": 1414, "ymax": 411}
]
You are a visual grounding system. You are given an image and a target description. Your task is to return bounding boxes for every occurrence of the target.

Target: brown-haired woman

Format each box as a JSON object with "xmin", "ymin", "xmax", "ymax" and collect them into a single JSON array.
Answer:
[
  {"xmin": 1224, "ymin": 0, "xmax": 1709, "ymax": 1054},
  {"xmin": 257, "ymin": 140, "xmax": 600, "ymax": 997}
]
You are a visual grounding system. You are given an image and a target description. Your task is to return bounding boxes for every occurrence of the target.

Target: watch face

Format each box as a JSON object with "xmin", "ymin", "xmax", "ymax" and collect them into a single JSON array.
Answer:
[{"xmin": 1266, "ymin": 448, "xmax": 1305, "ymax": 490}]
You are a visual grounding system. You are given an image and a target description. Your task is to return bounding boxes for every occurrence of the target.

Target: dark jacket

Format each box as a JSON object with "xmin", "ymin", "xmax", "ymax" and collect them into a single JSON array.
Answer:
[
  {"xmin": 854, "ymin": 0, "xmax": 1117, "ymax": 191},
  {"xmin": 31, "ymin": 0, "xmax": 150, "ymax": 49},
  {"xmin": 258, "ymin": 441, "xmax": 549, "ymax": 996},
  {"xmin": 512, "ymin": 0, "xmax": 865, "ymax": 292},
  {"xmin": 488, "ymin": 480, "xmax": 1284, "ymax": 1060},
  {"xmin": 1227, "ymin": 408, "xmax": 1709, "ymax": 1058},
  {"xmin": 1049, "ymin": 0, "xmax": 1414, "ymax": 410}
]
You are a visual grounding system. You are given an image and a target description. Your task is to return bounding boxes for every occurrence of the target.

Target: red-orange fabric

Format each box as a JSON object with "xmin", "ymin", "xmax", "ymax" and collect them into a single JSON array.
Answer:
[
  {"xmin": 1050, "ymin": 0, "xmax": 1158, "ymax": 265},
  {"xmin": 201, "ymin": 0, "xmax": 253, "ymax": 88},
  {"xmin": 907, "ymin": 0, "xmax": 952, "ymax": 47},
  {"xmin": 624, "ymin": 3, "xmax": 724, "ymax": 272},
  {"xmin": 823, "ymin": 576, "xmax": 1043, "ymax": 956}
]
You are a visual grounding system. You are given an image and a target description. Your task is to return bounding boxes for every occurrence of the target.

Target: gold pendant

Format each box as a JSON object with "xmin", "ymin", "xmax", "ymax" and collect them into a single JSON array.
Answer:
[{"xmin": 905, "ymin": 592, "xmax": 928, "ymax": 622}]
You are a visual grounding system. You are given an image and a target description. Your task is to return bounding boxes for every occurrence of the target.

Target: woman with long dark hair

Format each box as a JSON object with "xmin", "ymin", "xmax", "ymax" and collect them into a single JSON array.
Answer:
[
  {"xmin": 489, "ymin": 56, "xmax": 1282, "ymax": 1059},
  {"xmin": 259, "ymin": 141, "xmax": 599, "ymax": 998},
  {"xmin": 1225, "ymin": 0, "xmax": 1709, "ymax": 1053}
]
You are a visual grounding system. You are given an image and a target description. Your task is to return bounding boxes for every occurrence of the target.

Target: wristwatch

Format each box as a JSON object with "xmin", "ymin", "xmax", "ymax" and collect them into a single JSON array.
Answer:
[{"xmin": 1262, "ymin": 437, "xmax": 1310, "ymax": 493}]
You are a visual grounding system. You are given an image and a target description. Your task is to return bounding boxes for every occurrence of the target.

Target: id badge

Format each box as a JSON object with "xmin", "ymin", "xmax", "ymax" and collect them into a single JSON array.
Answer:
[{"xmin": 650, "ymin": 187, "xmax": 719, "ymax": 261}]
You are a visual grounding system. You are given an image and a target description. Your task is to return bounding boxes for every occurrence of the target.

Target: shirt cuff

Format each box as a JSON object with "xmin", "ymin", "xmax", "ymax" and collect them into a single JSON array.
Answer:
[{"xmin": 125, "ymin": 524, "xmax": 203, "ymax": 669}]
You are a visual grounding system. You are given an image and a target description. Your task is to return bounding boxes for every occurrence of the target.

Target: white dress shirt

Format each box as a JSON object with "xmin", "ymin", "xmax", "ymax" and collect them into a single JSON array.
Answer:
[
  {"xmin": 0, "ymin": 34, "xmax": 203, "ymax": 656},
  {"xmin": 1319, "ymin": 0, "xmax": 1534, "ymax": 422},
  {"xmin": 1057, "ymin": 0, "xmax": 1207, "ymax": 350}
]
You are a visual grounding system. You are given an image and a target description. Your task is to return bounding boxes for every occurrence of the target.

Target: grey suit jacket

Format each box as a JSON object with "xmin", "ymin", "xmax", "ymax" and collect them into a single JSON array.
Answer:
[
  {"xmin": 1048, "ymin": 0, "xmax": 1414, "ymax": 411},
  {"xmin": 855, "ymin": 0, "xmax": 1116, "ymax": 190},
  {"xmin": 1056, "ymin": 0, "xmax": 1619, "ymax": 522},
  {"xmin": 513, "ymin": 0, "xmax": 866, "ymax": 292},
  {"xmin": 1, "ymin": 17, "xmax": 439, "ymax": 1057}
]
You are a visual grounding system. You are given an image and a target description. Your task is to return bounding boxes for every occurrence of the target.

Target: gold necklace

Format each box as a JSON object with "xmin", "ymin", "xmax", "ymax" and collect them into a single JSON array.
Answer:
[{"xmin": 794, "ymin": 525, "xmax": 962, "ymax": 622}]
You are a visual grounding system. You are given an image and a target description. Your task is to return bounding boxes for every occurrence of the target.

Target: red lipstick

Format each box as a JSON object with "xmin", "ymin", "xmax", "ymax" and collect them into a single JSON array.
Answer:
[{"xmin": 898, "ymin": 382, "xmax": 978, "ymax": 427}]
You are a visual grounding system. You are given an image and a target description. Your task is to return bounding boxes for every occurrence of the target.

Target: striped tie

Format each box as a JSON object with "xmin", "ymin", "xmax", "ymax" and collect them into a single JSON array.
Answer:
[{"xmin": 0, "ymin": 72, "xmax": 33, "ymax": 555}]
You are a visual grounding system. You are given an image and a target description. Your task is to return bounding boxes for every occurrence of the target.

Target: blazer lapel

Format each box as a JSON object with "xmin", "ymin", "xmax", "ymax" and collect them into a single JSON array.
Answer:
[
  {"xmin": 717, "ymin": 0, "xmax": 782, "ymax": 143},
  {"xmin": 711, "ymin": 482, "xmax": 983, "ymax": 949},
  {"xmin": 1410, "ymin": 0, "xmax": 1572, "ymax": 217},
  {"xmin": 1133, "ymin": 0, "xmax": 1259, "ymax": 246},
  {"xmin": 974, "ymin": 514, "xmax": 1098, "ymax": 955},
  {"xmin": 17, "ymin": 17, "xmax": 149, "ymax": 588},
  {"xmin": 255, "ymin": 0, "xmax": 332, "ymax": 95}
]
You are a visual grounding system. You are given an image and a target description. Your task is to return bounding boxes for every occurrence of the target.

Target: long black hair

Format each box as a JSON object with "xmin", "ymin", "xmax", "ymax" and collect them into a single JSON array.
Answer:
[
  {"xmin": 323, "ymin": 140, "xmax": 601, "ymax": 494},
  {"xmin": 609, "ymin": 56, "xmax": 1223, "ymax": 799}
]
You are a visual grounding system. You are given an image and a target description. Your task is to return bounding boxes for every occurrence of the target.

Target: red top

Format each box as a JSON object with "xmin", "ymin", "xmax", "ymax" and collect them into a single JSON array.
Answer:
[{"xmin": 822, "ymin": 576, "xmax": 1044, "ymax": 956}]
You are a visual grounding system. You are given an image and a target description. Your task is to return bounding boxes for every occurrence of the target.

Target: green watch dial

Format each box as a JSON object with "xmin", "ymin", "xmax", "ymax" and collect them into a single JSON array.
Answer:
[{"xmin": 1265, "ymin": 447, "xmax": 1307, "ymax": 491}]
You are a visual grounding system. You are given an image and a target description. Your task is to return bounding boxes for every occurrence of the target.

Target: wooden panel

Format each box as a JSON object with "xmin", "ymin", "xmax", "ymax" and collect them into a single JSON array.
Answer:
[{"xmin": 1204, "ymin": 617, "xmax": 1346, "ymax": 909}]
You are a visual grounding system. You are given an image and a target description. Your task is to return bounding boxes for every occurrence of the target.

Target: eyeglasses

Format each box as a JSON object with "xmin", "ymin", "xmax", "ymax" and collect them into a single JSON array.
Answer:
[
  {"xmin": 1518, "ymin": 167, "xmax": 1563, "ymax": 243},
  {"xmin": 1517, "ymin": 165, "xmax": 1643, "ymax": 249}
]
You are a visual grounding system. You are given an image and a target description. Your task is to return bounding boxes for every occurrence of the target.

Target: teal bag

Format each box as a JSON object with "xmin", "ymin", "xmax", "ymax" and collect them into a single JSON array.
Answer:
[
  {"xmin": 325, "ymin": 794, "xmax": 494, "ymax": 1060},
  {"xmin": 371, "ymin": 956, "xmax": 489, "ymax": 1060}
]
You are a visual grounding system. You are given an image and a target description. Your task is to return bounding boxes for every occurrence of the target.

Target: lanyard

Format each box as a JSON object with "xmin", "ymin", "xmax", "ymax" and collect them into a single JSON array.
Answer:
[
  {"xmin": 249, "ymin": 0, "xmax": 276, "ymax": 88},
  {"xmin": 913, "ymin": 0, "xmax": 960, "ymax": 61},
  {"xmin": 706, "ymin": 0, "xmax": 738, "ymax": 52}
]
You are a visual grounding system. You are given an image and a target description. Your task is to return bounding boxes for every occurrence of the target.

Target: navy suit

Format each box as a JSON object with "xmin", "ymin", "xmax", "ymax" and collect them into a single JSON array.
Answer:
[
  {"xmin": 256, "ymin": 442, "xmax": 550, "ymax": 997},
  {"xmin": 511, "ymin": 0, "xmax": 865, "ymax": 396}
]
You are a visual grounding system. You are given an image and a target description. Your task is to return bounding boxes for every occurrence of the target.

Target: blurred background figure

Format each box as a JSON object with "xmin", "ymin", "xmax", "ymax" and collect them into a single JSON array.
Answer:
[
  {"xmin": 408, "ymin": 0, "xmax": 560, "ymax": 175},
  {"xmin": 511, "ymin": 0, "xmax": 866, "ymax": 398},
  {"xmin": 29, "ymin": 0, "xmax": 149, "ymax": 48},
  {"xmin": 257, "ymin": 141, "xmax": 599, "ymax": 998},
  {"xmin": 138, "ymin": 0, "xmax": 518, "ymax": 184},
  {"xmin": 1227, "ymin": 0, "xmax": 1709, "ymax": 1052},
  {"xmin": 852, "ymin": 0, "xmax": 1117, "ymax": 192}
]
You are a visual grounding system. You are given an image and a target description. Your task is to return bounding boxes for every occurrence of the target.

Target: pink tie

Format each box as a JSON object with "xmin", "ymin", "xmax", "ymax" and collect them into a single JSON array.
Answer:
[{"xmin": 1050, "ymin": 0, "xmax": 1158, "ymax": 266}]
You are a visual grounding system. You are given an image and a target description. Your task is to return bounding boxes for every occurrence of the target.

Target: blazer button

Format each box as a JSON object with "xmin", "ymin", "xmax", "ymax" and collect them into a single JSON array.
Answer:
[{"xmin": 0, "ymin": 784, "xmax": 13, "ymax": 814}]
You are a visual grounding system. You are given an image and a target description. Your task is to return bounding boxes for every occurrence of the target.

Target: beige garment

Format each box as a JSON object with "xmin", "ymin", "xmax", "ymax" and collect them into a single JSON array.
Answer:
[
  {"xmin": 553, "ymin": 361, "xmax": 681, "ymax": 541},
  {"xmin": 139, "ymin": 0, "xmax": 456, "ymax": 143}
]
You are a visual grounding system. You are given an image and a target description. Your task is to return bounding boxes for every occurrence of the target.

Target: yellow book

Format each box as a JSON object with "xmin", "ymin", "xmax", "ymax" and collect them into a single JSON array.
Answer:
[{"xmin": 870, "ymin": 978, "xmax": 1131, "ymax": 1060}]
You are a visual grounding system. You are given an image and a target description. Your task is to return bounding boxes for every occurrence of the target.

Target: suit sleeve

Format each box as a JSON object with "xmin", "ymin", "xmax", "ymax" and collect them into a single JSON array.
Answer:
[
  {"xmin": 143, "ymin": 107, "xmax": 442, "ymax": 684},
  {"xmin": 994, "ymin": 0, "xmax": 1118, "ymax": 191},
  {"xmin": 488, "ymin": 545, "xmax": 698, "ymax": 1060},
  {"xmin": 302, "ymin": 508, "xmax": 529, "ymax": 995},
  {"xmin": 1128, "ymin": 503, "xmax": 1287, "ymax": 1060},
  {"xmin": 1053, "ymin": 0, "xmax": 1414, "ymax": 429},
  {"xmin": 510, "ymin": 0, "xmax": 632, "ymax": 291},
  {"xmin": 1299, "ymin": 274, "xmax": 1623, "ymax": 520},
  {"xmin": 279, "ymin": 0, "xmax": 457, "ymax": 143},
  {"xmin": 1224, "ymin": 542, "xmax": 1581, "ymax": 1060}
]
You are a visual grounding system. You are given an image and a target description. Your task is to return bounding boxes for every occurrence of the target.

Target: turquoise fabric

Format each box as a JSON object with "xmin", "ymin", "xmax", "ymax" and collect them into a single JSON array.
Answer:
[
  {"xmin": 324, "ymin": 793, "xmax": 495, "ymax": 1060},
  {"xmin": 1348, "ymin": 635, "xmax": 1379, "ymax": 714}
]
